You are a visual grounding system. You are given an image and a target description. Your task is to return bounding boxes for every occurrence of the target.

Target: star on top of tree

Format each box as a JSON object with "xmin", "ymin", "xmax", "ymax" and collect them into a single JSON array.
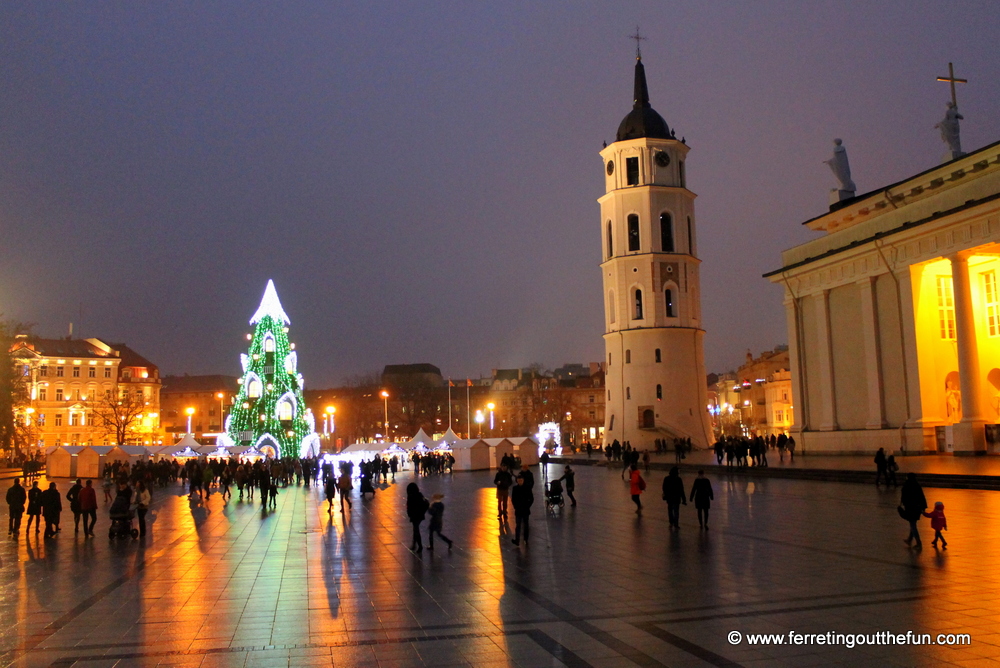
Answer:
[{"xmin": 250, "ymin": 279, "xmax": 291, "ymax": 325}]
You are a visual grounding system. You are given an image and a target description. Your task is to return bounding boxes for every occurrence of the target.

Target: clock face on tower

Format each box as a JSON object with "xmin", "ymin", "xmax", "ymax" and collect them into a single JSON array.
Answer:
[
  {"xmin": 655, "ymin": 151, "xmax": 670, "ymax": 167},
  {"xmin": 606, "ymin": 161, "xmax": 615, "ymax": 175}
]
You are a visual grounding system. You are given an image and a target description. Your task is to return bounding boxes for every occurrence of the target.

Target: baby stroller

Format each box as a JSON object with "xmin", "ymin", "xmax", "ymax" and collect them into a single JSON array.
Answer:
[
  {"xmin": 545, "ymin": 479, "xmax": 564, "ymax": 513},
  {"xmin": 108, "ymin": 495, "xmax": 138, "ymax": 539}
]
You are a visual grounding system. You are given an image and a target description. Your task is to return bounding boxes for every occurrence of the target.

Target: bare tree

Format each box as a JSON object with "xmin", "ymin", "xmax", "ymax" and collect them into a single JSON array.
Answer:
[{"xmin": 88, "ymin": 384, "xmax": 148, "ymax": 445}]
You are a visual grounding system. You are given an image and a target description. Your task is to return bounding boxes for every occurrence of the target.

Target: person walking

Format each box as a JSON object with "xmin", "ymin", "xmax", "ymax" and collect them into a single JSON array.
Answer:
[
  {"xmin": 427, "ymin": 494, "xmax": 453, "ymax": 550},
  {"xmin": 555, "ymin": 465, "xmax": 577, "ymax": 506},
  {"xmin": 135, "ymin": 481, "xmax": 151, "ymax": 536},
  {"xmin": 324, "ymin": 475, "xmax": 337, "ymax": 514},
  {"xmin": 26, "ymin": 480, "xmax": 42, "ymax": 534},
  {"xmin": 6, "ymin": 478, "xmax": 26, "ymax": 537},
  {"xmin": 79, "ymin": 480, "xmax": 98, "ymax": 536},
  {"xmin": 629, "ymin": 463, "xmax": 646, "ymax": 514},
  {"xmin": 102, "ymin": 471, "xmax": 114, "ymax": 503},
  {"xmin": 787, "ymin": 436, "xmax": 796, "ymax": 462},
  {"xmin": 406, "ymin": 483, "xmax": 429, "ymax": 552},
  {"xmin": 66, "ymin": 479, "xmax": 83, "ymax": 533},
  {"xmin": 40, "ymin": 483, "xmax": 62, "ymax": 538},
  {"xmin": 661, "ymin": 466, "xmax": 686, "ymax": 529},
  {"xmin": 337, "ymin": 468, "xmax": 353, "ymax": 512},
  {"xmin": 874, "ymin": 448, "xmax": 887, "ymax": 487},
  {"xmin": 899, "ymin": 473, "xmax": 927, "ymax": 548},
  {"xmin": 886, "ymin": 455, "xmax": 899, "ymax": 487},
  {"xmin": 923, "ymin": 501, "xmax": 948, "ymax": 549},
  {"xmin": 510, "ymin": 475, "xmax": 533, "ymax": 546},
  {"xmin": 689, "ymin": 470, "xmax": 714, "ymax": 529},
  {"xmin": 494, "ymin": 464, "xmax": 513, "ymax": 519}
]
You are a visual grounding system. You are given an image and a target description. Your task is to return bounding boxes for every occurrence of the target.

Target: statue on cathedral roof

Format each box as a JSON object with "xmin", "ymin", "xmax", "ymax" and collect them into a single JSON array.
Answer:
[
  {"xmin": 935, "ymin": 101, "xmax": 964, "ymax": 161},
  {"xmin": 825, "ymin": 138, "xmax": 856, "ymax": 202}
]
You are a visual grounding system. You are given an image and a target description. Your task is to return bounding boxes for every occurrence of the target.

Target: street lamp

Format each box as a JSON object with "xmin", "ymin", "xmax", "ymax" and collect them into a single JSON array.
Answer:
[
  {"xmin": 216, "ymin": 392, "xmax": 226, "ymax": 432},
  {"xmin": 380, "ymin": 391, "xmax": 390, "ymax": 441},
  {"xmin": 185, "ymin": 407, "xmax": 195, "ymax": 435},
  {"xmin": 487, "ymin": 402, "xmax": 495, "ymax": 435},
  {"xmin": 325, "ymin": 405, "xmax": 336, "ymax": 436},
  {"xmin": 475, "ymin": 410, "xmax": 484, "ymax": 437}
]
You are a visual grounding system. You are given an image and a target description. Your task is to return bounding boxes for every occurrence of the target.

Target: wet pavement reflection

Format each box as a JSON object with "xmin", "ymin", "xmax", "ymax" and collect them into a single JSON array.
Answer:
[{"xmin": 1, "ymin": 464, "xmax": 999, "ymax": 666}]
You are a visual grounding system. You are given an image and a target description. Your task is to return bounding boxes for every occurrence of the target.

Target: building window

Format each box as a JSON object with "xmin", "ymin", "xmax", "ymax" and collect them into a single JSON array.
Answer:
[
  {"xmin": 937, "ymin": 276, "xmax": 956, "ymax": 340},
  {"xmin": 665, "ymin": 288, "xmax": 675, "ymax": 318},
  {"xmin": 656, "ymin": 384, "xmax": 662, "ymax": 399},
  {"xmin": 606, "ymin": 221, "xmax": 613, "ymax": 259},
  {"xmin": 589, "ymin": 395, "xmax": 595, "ymax": 403},
  {"xmin": 626, "ymin": 387, "xmax": 631, "ymax": 400},
  {"xmin": 687, "ymin": 216, "xmax": 694, "ymax": 254},
  {"xmin": 625, "ymin": 350, "xmax": 631, "ymax": 364},
  {"xmin": 104, "ymin": 367, "xmax": 112, "ymax": 378},
  {"xmin": 55, "ymin": 389, "xmax": 63, "ymax": 401},
  {"xmin": 775, "ymin": 410, "xmax": 784, "ymax": 422},
  {"xmin": 277, "ymin": 400, "xmax": 293, "ymax": 421},
  {"xmin": 660, "ymin": 213, "xmax": 674, "ymax": 252},
  {"xmin": 88, "ymin": 367, "xmax": 96, "ymax": 378},
  {"xmin": 984, "ymin": 271, "xmax": 999, "ymax": 336},
  {"xmin": 634, "ymin": 289, "xmax": 644, "ymax": 319},
  {"xmin": 264, "ymin": 334, "xmax": 276, "ymax": 353},
  {"xmin": 655, "ymin": 348, "xmax": 661, "ymax": 363},
  {"xmin": 37, "ymin": 414, "xmax": 45, "ymax": 426},
  {"xmin": 72, "ymin": 366, "xmax": 80, "ymax": 377},
  {"xmin": 69, "ymin": 413, "xmax": 78, "ymax": 427},
  {"xmin": 608, "ymin": 390, "xmax": 611, "ymax": 401},
  {"xmin": 609, "ymin": 414, "xmax": 615, "ymax": 430},
  {"xmin": 248, "ymin": 378, "xmax": 263, "ymax": 398},
  {"xmin": 627, "ymin": 214, "xmax": 640, "ymax": 251},
  {"xmin": 39, "ymin": 388, "xmax": 47, "ymax": 401},
  {"xmin": 56, "ymin": 366, "xmax": 64, "ymax": 377},
  {"xmin": 40, "ymin": 366, "xmax": 48, "ymax": 377},
  {"xmin": 54, "ymin": 413, "xmax": 62, "ymax": 427},
  {"xmin": 626, "ymin": 156, "xmax": 639, "ymax": 186},
  {"xmin": 608, "ymin": 352, "xmax": 611, "ymax": 366}
]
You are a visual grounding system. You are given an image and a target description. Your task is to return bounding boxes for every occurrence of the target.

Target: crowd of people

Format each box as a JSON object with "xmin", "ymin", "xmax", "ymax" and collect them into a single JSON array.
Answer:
[{"xmin": 711, "ymin": 434, "xmax": 796, "ymax": 467}]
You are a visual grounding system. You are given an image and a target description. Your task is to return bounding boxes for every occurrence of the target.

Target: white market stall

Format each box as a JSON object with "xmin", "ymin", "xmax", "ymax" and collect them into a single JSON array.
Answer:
[
  {"xmin": 46, "ymin": 445, "xmax": 84, "ymax": 478},
  {"xmin": 451, "ymin": 439, "xmax": 491, "ymax": 471},
  {"xmin": 483, "ymin": 438, "xmax": 515, "ymax": 469},
  {"xmin": 508, "ymin": 436, "xmax": 540, "ymax": 465}
]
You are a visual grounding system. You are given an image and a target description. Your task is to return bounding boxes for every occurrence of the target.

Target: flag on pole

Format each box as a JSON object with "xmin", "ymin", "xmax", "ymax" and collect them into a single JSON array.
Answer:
[
  {"xmin": 448, "ymin": 379, "xmax": 454, "ymax": 387},
  {"xmin": 467, "ymin": 379, "xmax": 473, "ymax": 387}
]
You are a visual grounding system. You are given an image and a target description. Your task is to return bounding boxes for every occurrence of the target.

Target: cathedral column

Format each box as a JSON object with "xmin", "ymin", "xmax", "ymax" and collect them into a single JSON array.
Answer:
[
  {"xmin": 815, "ymin": 290, "xmax": 839, "ymax": 431},
  {"xmin": 950, "ymin": 252, "xmax": 987, "ymax": 453},
  {"xmin": 784, "ymin": 294, "xmax": 805, "ymax": 433},
  {"xmin": 858, "ymin": 277, "xmax": 887, "ymax": 429}
]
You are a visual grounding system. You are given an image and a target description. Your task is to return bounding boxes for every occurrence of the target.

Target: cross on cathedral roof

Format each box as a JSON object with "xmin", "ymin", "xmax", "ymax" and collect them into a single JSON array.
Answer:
[{"xmin": 250, "ymin": 279, "xmax": 291, "ymax": 325}]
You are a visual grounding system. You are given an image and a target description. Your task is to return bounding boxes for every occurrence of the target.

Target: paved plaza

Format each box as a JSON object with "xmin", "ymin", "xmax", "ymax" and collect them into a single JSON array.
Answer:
[{"xmin": 2, "ymin": 465, "xmax": 1000, "ymax": 667}]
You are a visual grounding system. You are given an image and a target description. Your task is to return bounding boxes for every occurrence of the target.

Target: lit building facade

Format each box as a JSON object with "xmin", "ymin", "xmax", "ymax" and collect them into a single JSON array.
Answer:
[
  {"xmin": 11, "ymin": 337, "xmax": 162, "ymax": 447},
  {"xmin": 160, "ymin": 375, "xmax": 240, "ymax": 444},
  {"xmin": 767, "ymin": 139, "xmax": 1000, "ymax": 453}
]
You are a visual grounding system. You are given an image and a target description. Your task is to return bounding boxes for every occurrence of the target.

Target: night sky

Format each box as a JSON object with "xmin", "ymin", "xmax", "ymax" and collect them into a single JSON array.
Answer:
[{"xmin": 2, "ymin": 2, "xmax": 998, "ymax": 386}]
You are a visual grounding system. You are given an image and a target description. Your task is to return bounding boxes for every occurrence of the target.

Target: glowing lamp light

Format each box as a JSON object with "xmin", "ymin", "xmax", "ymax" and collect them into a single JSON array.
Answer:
[
  {"xmin": 185, "ymin": 407, "xmax": 195, "ymax": 416},
  {"xmin": 487, "ymin": 402, "xmax": 495, "ymax": 411},
  {"xmin": 243, "ymin": 402, "xmax": 250, "ymax": 409},
  {"xmin": 380, "ymin": 391, "xmax": 389, "ymax": 399},
  {"xmin": 246, "ymin": 333, "xmax": 252, "ymax": 340}
]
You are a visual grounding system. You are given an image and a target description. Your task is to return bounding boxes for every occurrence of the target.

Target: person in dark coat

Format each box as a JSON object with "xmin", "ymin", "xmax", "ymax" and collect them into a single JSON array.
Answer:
[
  {"xmin": 26, "ymin": 480, "xmax": 42, "ymax": 534},
  {"xmin": 426, "ymin": 493, "xmax": 453, "ymax": 550},
  {"xmin": 874, "ymin": 448, "xmax": 887, "ymax": 487},
  {"xmin": 689, "ymin": 470, "xmax": 714, "ymax": 530},
  {"xmin": 661, "ymin": 466, "xmax": 686, "ymax": 529},
  {"xmin": 6, "ymin": 478, "xmax": 26, "ymax": 536},
  {"xmin": 494, "ymin": 465, "xmax": 513, "ymax": 518},
  {"xmin": 79, "ymin": 480, "xmax": 98, "ymax": 536},
  {"xmin": 405, "ymin": 482, "xmax": 429, "ymax": 552},
  {"xmin": 40, "ymin": 483, "xmax": 62, "ymax": 538},
  {"xmin": 900, "ymin": 473, "xmax": 927, "ymax": 548},
  {"xmin": 510, "ymin": 476, "xmax": 533, "ymax": 546},
  {"xmin": 555, "ymin": 465, "xmax": 576, "ymax": 506},
  {"xmin": 66, "ymin": 479, "xmax": 83, "ymax": 533}
]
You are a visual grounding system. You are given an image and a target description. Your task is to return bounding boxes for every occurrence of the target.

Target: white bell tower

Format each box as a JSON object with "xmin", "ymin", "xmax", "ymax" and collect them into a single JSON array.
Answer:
[{"xmin": 599, "ymin": 52, "xmax": 712, "ymax": 449}]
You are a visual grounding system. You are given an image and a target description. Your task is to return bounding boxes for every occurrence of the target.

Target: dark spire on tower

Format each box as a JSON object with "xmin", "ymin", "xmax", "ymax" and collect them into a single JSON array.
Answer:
[{"xmin": 615, "ymin": 52, "xmax": 671, "ymax": 142}]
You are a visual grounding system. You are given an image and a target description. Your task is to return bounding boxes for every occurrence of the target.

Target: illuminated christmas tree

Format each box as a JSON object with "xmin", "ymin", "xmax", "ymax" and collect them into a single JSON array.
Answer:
[{"xmin": 222, "ymin": 280, "xmax": 320, "ymax": 458}]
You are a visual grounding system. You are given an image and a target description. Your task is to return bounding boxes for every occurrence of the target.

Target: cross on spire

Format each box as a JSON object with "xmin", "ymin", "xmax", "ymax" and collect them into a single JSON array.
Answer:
[
  {"xmin": 937, "ymin": 61, "xmax": 968, "ymax": 108},
  {"xmin": 630, "ymin": 26, "xmax": 646, "ymax": 60}
]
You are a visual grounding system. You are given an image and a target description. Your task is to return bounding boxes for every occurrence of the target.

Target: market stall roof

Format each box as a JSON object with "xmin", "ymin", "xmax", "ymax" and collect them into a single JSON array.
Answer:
[
  {"xmin": 450, "ymin": 439, "xmax": 487, "ymax": 450},
  {"xmin": 172, "ymin": 434, "xmax": 201, "ymax": 449}
]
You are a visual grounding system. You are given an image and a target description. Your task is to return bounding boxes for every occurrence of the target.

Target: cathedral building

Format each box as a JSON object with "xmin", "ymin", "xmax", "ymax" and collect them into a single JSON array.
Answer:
[
  {"xmin": 599, "ymin": 54, "xmax": 713, "ymax": 449},
  {"xmin": 767, "ymin": 139, "xmax": 1000, "ymax": 454}
]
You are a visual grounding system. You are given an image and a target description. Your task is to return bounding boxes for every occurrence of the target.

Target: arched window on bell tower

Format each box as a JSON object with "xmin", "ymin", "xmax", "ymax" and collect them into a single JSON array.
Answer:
[
  {"xmin": 627, "ymin": 214, "xmax": 640, "ymax": 251},
  {"xmin": 665, "ymin": 287, "xmax": 676, "ymax": 318},
  {"xmin": 606, "ymin": 221, "xmax": 613, "ymax": 259},
  {"xmin": 660, "ymin": 213, "xmax": 674, "ymax": 252},
  {"xmin": 634, "ymin": 289, "xmax": 644, "ymax": 320},
  {"xmin": 687, "ymin": 216, "xmax": 694, "ymax": 255}
]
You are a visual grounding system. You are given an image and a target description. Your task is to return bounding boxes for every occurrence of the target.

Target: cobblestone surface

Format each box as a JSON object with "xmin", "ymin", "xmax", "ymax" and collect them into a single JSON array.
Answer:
[{"xmin": 1, "ymin": 465, "xmax": 998, "ymax": 667}]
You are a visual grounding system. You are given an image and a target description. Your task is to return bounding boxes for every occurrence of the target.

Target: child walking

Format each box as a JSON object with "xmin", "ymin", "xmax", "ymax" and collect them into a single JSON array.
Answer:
[
  {"xmin": 427, "ymin": 494, "xmax": 453, "ymax": 550},
  {"xmin": 923, "ymin": 501, "xmax": 948, "ymax": 548}
]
